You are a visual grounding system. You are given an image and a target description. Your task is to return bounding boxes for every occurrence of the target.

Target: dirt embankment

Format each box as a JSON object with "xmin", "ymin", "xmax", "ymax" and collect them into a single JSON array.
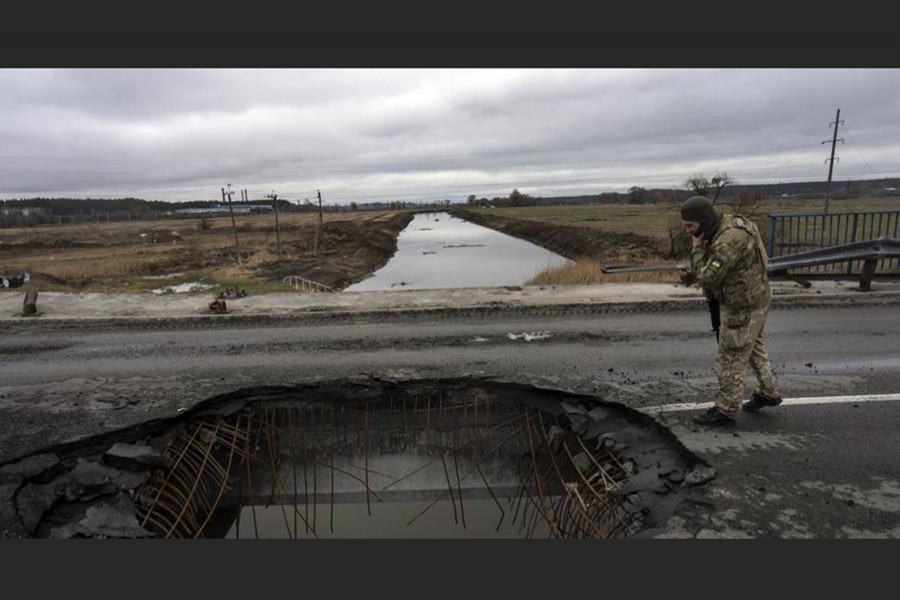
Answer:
[
  {"xmin": 450, "ymin": 209, "xmax": 669, "ymax": 262},
  {"xmin": 259, "ymin": 212, "xmax": 415, "ymax": 289}
]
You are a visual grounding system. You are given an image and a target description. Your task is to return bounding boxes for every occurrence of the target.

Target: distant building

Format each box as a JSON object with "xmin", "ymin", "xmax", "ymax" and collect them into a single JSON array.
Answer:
[
  {"xmin": 1, "ymin": 207, "xmax": 45, "ymax": 216},
  {"xmin": 173, "ymin": 206, "xmax": 229, "ymax": 217},
  {"xmin": 173, "ymin": 202, "xmax": 272, "ymax": 217},
  {"xmin": 232, "ymin": 204, "xmax": 273, "ymax": 213}
]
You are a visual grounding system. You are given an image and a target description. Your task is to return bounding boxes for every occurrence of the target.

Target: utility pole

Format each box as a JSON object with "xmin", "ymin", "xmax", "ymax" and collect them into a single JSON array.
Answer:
[
  {"xmin": 821, "ymin": 108, "xmax": 844, "ymax": 214},
  {"xmin": 223, "ymin": 183, "xmax": 242, "ymax": 266},
  {"xmin": 314, "ymin": 189, "xmax": 324, "ymax": 254},
  {"xmin": 266, "ymin": 191, "xmax": 282, "ymax": 256},
  {"xmin": 317, "ymin": 189, "xmax": 324, "ymax": 230}
]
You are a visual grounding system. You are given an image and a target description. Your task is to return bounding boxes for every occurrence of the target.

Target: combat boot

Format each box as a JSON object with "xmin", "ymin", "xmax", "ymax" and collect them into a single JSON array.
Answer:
[
  {"xmin": 742, "ymin": 391, "xmax": 783, "ymax": 412},
  {"xmin": 692, "ymin": 407, "xmax": 736, "ymax": 426}
]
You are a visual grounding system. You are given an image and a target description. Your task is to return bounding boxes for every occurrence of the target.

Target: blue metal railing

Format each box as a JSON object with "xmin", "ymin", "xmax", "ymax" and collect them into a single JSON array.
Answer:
[{"xmin": 767, "ymin": 211, "xmax": 900, "ymax": 274}]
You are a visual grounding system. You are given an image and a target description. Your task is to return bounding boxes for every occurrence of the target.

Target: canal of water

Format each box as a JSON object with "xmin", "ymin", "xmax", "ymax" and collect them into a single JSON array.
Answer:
[{"xmin": 344, "ymin": 212, "xmax": 571, "ymax": 292}]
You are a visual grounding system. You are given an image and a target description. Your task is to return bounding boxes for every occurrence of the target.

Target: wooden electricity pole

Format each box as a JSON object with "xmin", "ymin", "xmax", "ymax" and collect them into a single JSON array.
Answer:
[
  {"xmin": 223, "ymin": 184, "xmax": 242, "ymax": 266},
  {"xmin": 822, "ymin": 108, "xmax": 844, "ymax": 214},
  {"xmin": 317, "ymin": 190, "xmax": 324, "ymax": 230},
  {"xmin": 266, "ymin": 191, "xmax": 282, "ymax": 256},
  {"xmin": 314, "ymin": 189, "xmax": 324, "ymax": 254}
]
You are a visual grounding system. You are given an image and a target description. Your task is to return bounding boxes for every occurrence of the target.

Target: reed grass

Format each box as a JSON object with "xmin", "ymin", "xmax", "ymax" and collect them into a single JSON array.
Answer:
[{"xmin": 527, "ymin": 256, "xmax": 679, "ymax": 285}]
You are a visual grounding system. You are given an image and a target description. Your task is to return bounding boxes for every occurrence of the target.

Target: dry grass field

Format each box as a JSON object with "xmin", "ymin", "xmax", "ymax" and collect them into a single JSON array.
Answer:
[
  {"xmin": 486, "ymin": 196, "xmax": 899, "ymax": 239},
  {"xmin": 0, "ymin": 210, "xmax": 414, "ymax": 293}
]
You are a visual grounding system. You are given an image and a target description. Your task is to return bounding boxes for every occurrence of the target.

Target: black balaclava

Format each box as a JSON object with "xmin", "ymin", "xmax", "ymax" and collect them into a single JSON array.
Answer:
[{"xmin": 680, "ymin": 195, "xmax": 721, "ymax": 240}]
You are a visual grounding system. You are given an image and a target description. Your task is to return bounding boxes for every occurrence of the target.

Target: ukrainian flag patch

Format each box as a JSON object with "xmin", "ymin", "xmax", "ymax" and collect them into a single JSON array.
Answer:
[{"xmin": 710, "ymin": 257, "xmax": 724, "ymax": 270}]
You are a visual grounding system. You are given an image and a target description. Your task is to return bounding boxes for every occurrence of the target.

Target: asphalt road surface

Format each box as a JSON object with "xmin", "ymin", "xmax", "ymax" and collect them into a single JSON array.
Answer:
[{"xmin": 1, "ymin": 299, "xmax": 898, "ymax": 538}]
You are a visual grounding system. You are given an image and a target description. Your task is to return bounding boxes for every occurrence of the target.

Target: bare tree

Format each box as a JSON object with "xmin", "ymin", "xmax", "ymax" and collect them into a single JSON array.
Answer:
[
  {"xmin": 684, "ymin": 171, "xmax": 734, "ymax": 203},
  {"xmin": 684, "ymin": 174, "xmax": 709, "ymax": 197},
  {"xmin": 730, "ymin": 191, "xmax": 764, "ymax": 217}
]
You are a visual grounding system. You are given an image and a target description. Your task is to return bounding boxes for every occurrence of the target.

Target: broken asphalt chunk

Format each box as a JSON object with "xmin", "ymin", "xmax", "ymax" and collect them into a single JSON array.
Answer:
[
  {"xmin": 102, "ymin": 443, "xmax": 170, "ymax": 472},
  {"xmin": 684, "ymin": 465, "xmax": 717, "ymax": 487},
  {"xmin": 49, "ymin": 493, "xmax": 154, "ymax": 539},
  {"xmin": 0, "ymin": 453, "xmax": 61, "ymax": 484}
]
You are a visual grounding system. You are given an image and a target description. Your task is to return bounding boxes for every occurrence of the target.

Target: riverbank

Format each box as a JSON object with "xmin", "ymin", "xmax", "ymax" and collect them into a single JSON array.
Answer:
[{"xmin": 450, "ymin": 208, "xmax": 671, "ymax": 262}]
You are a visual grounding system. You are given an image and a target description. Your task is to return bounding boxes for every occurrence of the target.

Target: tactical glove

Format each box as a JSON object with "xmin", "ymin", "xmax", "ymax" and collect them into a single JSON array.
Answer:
[{"xmin": 679, "ymin": 271, "xmax": 698, "ymax": 286}]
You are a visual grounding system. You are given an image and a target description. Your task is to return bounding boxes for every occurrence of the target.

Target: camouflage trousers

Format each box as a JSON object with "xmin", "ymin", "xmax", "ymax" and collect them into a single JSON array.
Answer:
[{"xmin": 714, "ymin": 305, "xmax": 781, "ymax": 416}]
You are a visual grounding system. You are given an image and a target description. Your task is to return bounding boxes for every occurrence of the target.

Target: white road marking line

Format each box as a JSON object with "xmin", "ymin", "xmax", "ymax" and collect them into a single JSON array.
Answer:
[{"xmin": 639, "ymin": 393, "xmax": 900, "ymax": 414}]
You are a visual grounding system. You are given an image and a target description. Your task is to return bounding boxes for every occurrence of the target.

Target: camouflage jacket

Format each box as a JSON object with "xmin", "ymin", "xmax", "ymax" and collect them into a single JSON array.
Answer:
[{"xmin": 690, "ymin": 213, "xmax": 772, "ymax": 311}]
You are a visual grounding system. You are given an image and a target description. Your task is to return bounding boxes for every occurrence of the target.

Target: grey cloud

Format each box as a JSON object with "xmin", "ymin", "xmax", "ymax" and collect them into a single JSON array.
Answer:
[{"xmin": 1, "ymin": 69, "xmax": 899, "ymax": 202}]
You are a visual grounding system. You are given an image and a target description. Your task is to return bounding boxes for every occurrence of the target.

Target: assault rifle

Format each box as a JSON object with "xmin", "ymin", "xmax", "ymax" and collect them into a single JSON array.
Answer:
[
  {"xmin": 600, "ymin": 263, "xmax": 720, "ymax": 342},
  {"xmin": 708, "ymin": 298, "xmax": 720, "ymax": 343}
]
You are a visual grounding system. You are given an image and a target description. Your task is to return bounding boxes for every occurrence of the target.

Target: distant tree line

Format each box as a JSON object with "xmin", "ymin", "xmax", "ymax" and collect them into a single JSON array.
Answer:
[
  {"xmin": 466, "ymin": 187, "xmax": 689, "ymax": 207},
  {"xmin": 1, "ymin": 197, "xmax": 171, "ymax": 215},
  {"xmin": 2, "ymin": 176, "xmax": 897, "ymax": 228},
  {"xmin": 725, "ymin": 177, "xmax": 900, "ymax": 198},
  {"xmin": 463, "ymin": 177, "xmax": 900, "ymax": 209}
]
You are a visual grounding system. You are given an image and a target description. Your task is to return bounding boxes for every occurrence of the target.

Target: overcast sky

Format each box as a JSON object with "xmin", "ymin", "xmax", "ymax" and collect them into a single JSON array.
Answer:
[{"xmin": 2, "ymin": 69, "xmax": 899, "ymax": 205}]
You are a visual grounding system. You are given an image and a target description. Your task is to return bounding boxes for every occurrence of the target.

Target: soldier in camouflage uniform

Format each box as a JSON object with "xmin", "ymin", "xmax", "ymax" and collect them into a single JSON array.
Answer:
[{"xmin": 680, "ymin": 196, "xmax": 783, "ymax": 426}]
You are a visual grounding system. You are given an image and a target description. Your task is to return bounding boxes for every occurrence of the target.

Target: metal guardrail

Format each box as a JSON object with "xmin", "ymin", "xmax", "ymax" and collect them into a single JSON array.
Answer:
[
  {"xmin": 767, "ymin": 237, "xmax": 900, "ymax": 290},
  {"xmin": 602, "ymin": 237, "xmax": 900, "ymax": 291},
  {"xmin": 282, "ymin": 275, "xmax": 334, "ymax": 293},
  {"xmin": 768, "ymin": 237, "xmax": 899, "ymax": 270},
  {"xmin": 767, "ymin": 210, "xmax": 900, "ymax": 275}
]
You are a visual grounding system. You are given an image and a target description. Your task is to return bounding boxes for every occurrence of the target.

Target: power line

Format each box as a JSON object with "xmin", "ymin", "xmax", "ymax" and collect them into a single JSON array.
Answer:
[{"xmin": 840, "ymin": 125, "xmax": 879, "ymax": 176}]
